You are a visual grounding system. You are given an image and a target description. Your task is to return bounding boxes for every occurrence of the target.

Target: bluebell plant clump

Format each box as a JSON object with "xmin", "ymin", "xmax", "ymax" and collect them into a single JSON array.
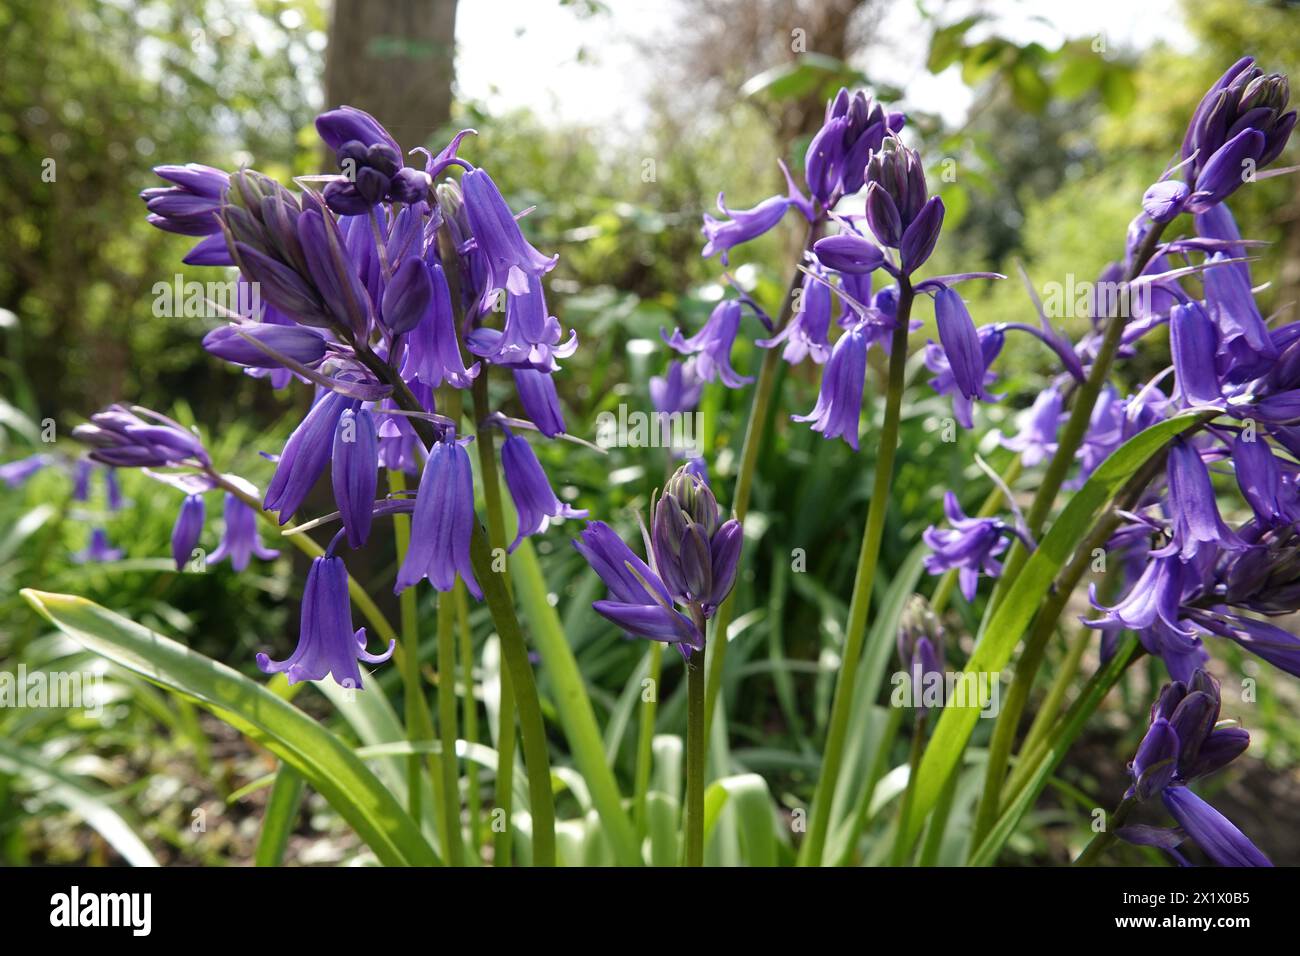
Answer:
[{"xmin": 71, "ymin": 106, "xmax": 595, "ymax": 688}]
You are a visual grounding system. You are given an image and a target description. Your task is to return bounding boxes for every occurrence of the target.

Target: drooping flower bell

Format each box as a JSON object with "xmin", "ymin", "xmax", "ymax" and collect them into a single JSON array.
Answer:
[
  {"xmin": 332, "ymin": 407, "xmax": 378, "ymax": 549},
  {"xmin": 73, "ymin": 528, "xmax": 123, "ymax": 564},
  {"xmin": 170, "ymin": 493, "xmax": 205, "ymax": 571},
  {"xmin": 650, "ymin": 359, "xmax": 704, "ymax": 416},
  {"xmin": 923, "ymin": 493, "xmax": 1011, "ymax": 601},
  {"xmin": 700, "ymin": 193, "xmax": 790, "ymax": 265},
  {"xmin": 257, "ymin": 553, "xmax": 395, "ymax": 688},
  {"xmin": 1117, "ymin": 670, "xmax": 1270, "ymax": 866},
  {"xmin": 757, "ymin": 269, "xmax": 834, "ymax": 365},
  {"xmin": 500, "ymin": 429, "xmax": 587, "ymax": 552},
  {"xmin": 793, "ymin": 321, "xmax": 867, "ymax": 448},
  {"xmin": 264, "ymin": 390, "xmax": 353, "ymax": 524},
  {"xmin": 513, "ymin": 367, "xmax": 566, "ymax": 437},
  {"xmin": 1153, "ymin": 439, "xmax": 1245, "ymax": 562},
  {"xmin": 208, "ymin": 492, "xmax": 280, "ymax": 571},
  {"xmin": 461, "ymin": 168, "xmax": 558, "ymax": 295},
  {"xmin": 663, "ymin": 299, "xmax": 754, "ymax": 389},
  {"xmin": 395, "ymin": 435, "xmax": 481, "ymax": 598}
]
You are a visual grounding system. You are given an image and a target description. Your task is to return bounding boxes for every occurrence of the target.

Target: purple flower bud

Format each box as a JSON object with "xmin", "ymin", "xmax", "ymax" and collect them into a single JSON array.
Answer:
[
  {"xmin": 899, "ymin": 196, "xmax": 945, "ymax": 273},
  {"xmin": 171, "ymin": 493, "xmax": 205, "ymax": 571},
  {"xmin": 74, "ymin": 405, "xmax": 210, "ymax": 469},
  {"xmin": 1131, "ymin": 718, "xmax": 1179, "ymax": 799},
  {"xmin": 707, "ymin": 518, "xmax": 742, "ymax": 609},
  {"xmin": 462, "ymin": 168, "xmax": 558, "ymax": 295},
  {"xmin": 332, "ymin": 407, "xmax": 378, "ymax": 549},
  {"xmin": 501, "ymin": 432, "xmax": 587, "ymax": 552},
  {"xmin": 700, "ymin": 193, "xmax": 789, "ymax": 265},
  {"xmin": 934, "ymin": 287, "xmax": 987, "ymax": 401},
  {"xmin": 662, "ymin": 300, "xmax": 753, "ymax": 389},
  {"xmin": 1142, "ymin": 180, "xmax": 1190, "ymax": 223},
  {"xmin": 1187, "ymin": 128, "xmax": 1265, "ymax": 211},
  {"xmin": 264, "ymin": 391, "xmax": 352, "ymax": 523},
  {"xmin": 142, "ymin": 163, "xmax": 230, "ymax": 237},
  {"xmin": 209, "ymin": 493, "xmax": 280, "ymax": 571},
  {"xmin": 258, "ymin": 553, "xmax": 395, "ymax": 688},
  {"xmin": 1233, "ymin": 435, "xmax": 1296, "ymax": 527},
  {"xmin": 381, "ymin": 256, "xmax": 434, "ymax": 335},
  {"xmin": 0, "ymin": 453, "xmax": 52, "ymax": 488},
  {"xmin": 864, "ymin": 182, "xmax": 903, "ymax": 247},
  {"xmin": 1168, "ymin": 301, "xmax": 1222, "ymax": 406},
  {"xmin": 513, "ymin": 368, "xmax": 566, "ymax": 437},
  {"xmin": 297, "ymin": 208, "xmax": 373, "ymax": 338},
  {"xmin": 813, "ymin": 233, "xmax": 884, "ymax": 274},
  {"xmin": 395, "ymin": 438, "xmax": 480, "ymax": 599},
  {"xmin": 315, "ymin": 106, "xmax": 402, "ymax": 156},
  {"xmin": 202, "ymin": 323, "xmax": 328, "ymax": 370},
  {"xmin": 793, "ymin": 322, "xmax": 868, "ymax": 448}
]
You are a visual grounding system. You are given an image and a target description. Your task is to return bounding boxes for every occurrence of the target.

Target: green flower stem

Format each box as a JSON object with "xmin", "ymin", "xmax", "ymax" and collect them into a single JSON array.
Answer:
[
  {"xmin": 388, "ymin": 470, "xmax": 435, "ymax": 825},
  {"xmin": 634, "ymin": 640, "xmax": 664, "ymax": 842},
  {"xmin": 968, "ymin": 447, "xmax": 1172, "ymax": 851},
  {"xmin": 833, "ymin": 702, "xmax": 905, "ymax": 866},
  {"xmin": 799, "ymin": 278, "xmax": 916, "ymax": 867},
  {"xmin": 703, "ymin": 223, "xmax": 821, "ymax": 739},
  {"xmin": 1074, "ymin": 795, "xmax": 1137, "ymax": 866},
  {"xmin": 436, "ymin": 578, "xmax": 464, "ymax": 865},
  {"xmin": 986, "ymin": 219, "xmax": 1171, "ymax": 613},
  {"xmin": 457, "ymin": 583, "xmax": 484, "ymax": 861},
  {"xmin": 351, "ymin": 344, "xmax": 556, "ymax": 867},
  {"xmin": 889, "ymin": 710, "xmax": 929, "ymax": 866},
  {"xmin": 685, "ymin": 615, "xmax": 708, "ymax": 866}
]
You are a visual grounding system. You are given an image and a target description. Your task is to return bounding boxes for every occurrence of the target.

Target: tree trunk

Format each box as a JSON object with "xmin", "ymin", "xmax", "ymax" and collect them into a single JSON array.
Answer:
[{"xmin": 323, "ymin": 0, "xmax": 458, "ymax": 153}]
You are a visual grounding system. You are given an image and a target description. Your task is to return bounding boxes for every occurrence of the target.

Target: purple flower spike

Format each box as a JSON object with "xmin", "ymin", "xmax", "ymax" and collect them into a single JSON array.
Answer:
[
  {"xmin": 1154, "ymin": 440, "xmax": 1246, "ymax": 561},
  {"xmin": 701, "ymin": 193, "xmax": 789, "ymax": 265},
  {"xmin": 170, "ymin": 493, "xmax": 205, "ymax": 571},
  {"xmin": 662, "ymin": 300, "xmax": 754, "ymax": 389},
  {"xmin": 513, "ymin": 367, "xmax": 566, "ymax": 437},
  {"xmin": 922, "ymin": 492, "xmax": 1009, "ymax": 601},
  {"xmin": 757, "ymin": 271, "xmax": 834, "ymax": 365},
  {"xmin": 264, "ymin": 391, "xmax": 352, "ymax": 523},
  {"xmin": 462, "ymin": 168, "xmax": 558, "ymax": 295},
  {"xmin": 332, "ymin": 407, "xmax": 378, "ymax": 549},
  {"xmin": 501, "ymin": 432, "xmax": 587, "ymax": 552},
  {"xmin": 793, "ymin": 322, "xmax": 868, "ymax": 448},
  {"xmin": 209, "ymin": 493, "xmax": 280, "ymax": 571},
  {"xmin": 396, "ymin": 437, "xmax": 481, "ymax": 599},
  {"xmin": 258, "ymin": 553, "xmax": 395, "ymax": 689}
]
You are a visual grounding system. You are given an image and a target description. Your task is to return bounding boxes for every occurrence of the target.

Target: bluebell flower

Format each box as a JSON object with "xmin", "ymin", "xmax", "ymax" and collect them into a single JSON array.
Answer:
[
  {"xmin": 650, "ymin": 360, "xmax": 704, "ymax": 415},
  {"xmin": 401, "ymin": 262, "xmax": 479, "ymax": 389},
  {"xmin": 923, "ymin": 493, "xmax": 1010, "ymax": 601},
  {"xmin": 258, "ymin": 553, "xmax": 395, "ymax": 688},
  {"xmin": 999, "ymin": 386, "xmax": 1062, "ymax": 467},
  {"xmin": 466, "ymin": 275, "xmax": 577, "ymax": 372},
  {"xmin": 171, "ymin": 494, "xmax": 205, "ymax": 571},
  {"xmin": 500, "ymin": 431, "xmax": 587, "ymax": 552},
  {"xmin": 395, "ymin": 436, "xmax": 480, "ymax": 598},
  {"xmin": 0, "ymin": 453, "xmax": 53, "ymax": 488},
  {"xmin": 700, "ymin": 193, "xmax": 789, "ymax": 265},
  {"xmin": 513, "ymin": 367, "xmax": 566, "ymax": 437},
  {"xmin": 756, "ymin": 270, "xmax": 834, "ymax": 365},
  {"xmin": 663, "ymin": 299, "xmax": 754, "ymax": 389},
  {"xmin": 1153, "ymin": 440, "xmax": 1245, "ymax": 562},
  {"xmin": 793, "ymin": 322, "xmax": 868, "ymax": 448},
  {"xmin": 73, "ymin": 528, "xmax": 123, "ymax": 564},
  {"xmin": 332, "ymin": 407, "xmax": 378, "ymax": 549},
  {"xmin": 264, "ymin": 390, "xmax": 353, "ymax": 524},
  {"xmin": 209, "ymin": 493, "xmax": 280, "ymax": 571},
  {"xmin": 462, "ymin": 168, "xmax": 558, "ymax": 295}
]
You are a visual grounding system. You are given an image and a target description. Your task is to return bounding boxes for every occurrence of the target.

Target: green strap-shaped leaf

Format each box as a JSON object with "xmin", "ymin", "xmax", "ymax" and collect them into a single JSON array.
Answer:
[
  {"xmin": 255, "ymin": 765, "xmax": 305, "ymax": 867},
  {"xmin": 899, "ymin": 412, "xmax": 1207, "ymax": 847},
  {"xmin": 22, "ymin": 589, "xmax": 438, "ymax": 867}
]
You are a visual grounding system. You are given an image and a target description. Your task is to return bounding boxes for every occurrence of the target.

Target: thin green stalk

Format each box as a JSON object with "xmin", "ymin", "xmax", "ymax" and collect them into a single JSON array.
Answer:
[
  {"xmin": 634, "ymin": 641, "xmax": 664, "ymax": 842},
  {"xmin": 436, "ymin": 586, "xmax": 463, "ymax": 865},
  {"xmin": 1074, "ymin": 796, "xmax": 1136, "ymax": 865},
  {"xmin": 388, "ymin": 471, "xmax": 428, "ymax": 823},
  {"xmin": 457, "ymin": 583, "xmax": 483, "ymax": 862},
  {"xmin": 684, "ymin": 637, "xmax": 707, "ymax": 866},
  {"xmin": 703, "ymin": 223, "xmax": 820, "ymax": 739},
  {"xmin": 1015, "ymin": 623, "xmax": 1092, "ymax": 768},
  {"xmin": 351, "ymin": 345, "xmax": 556, "ymax": 867},
  {"xmin": 889, "ymin": 711, "xmax": 929, "ymax": 865},
  {"xmin": 798, "ymin": 279, "xmax": 915, "ymax": 867}
]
